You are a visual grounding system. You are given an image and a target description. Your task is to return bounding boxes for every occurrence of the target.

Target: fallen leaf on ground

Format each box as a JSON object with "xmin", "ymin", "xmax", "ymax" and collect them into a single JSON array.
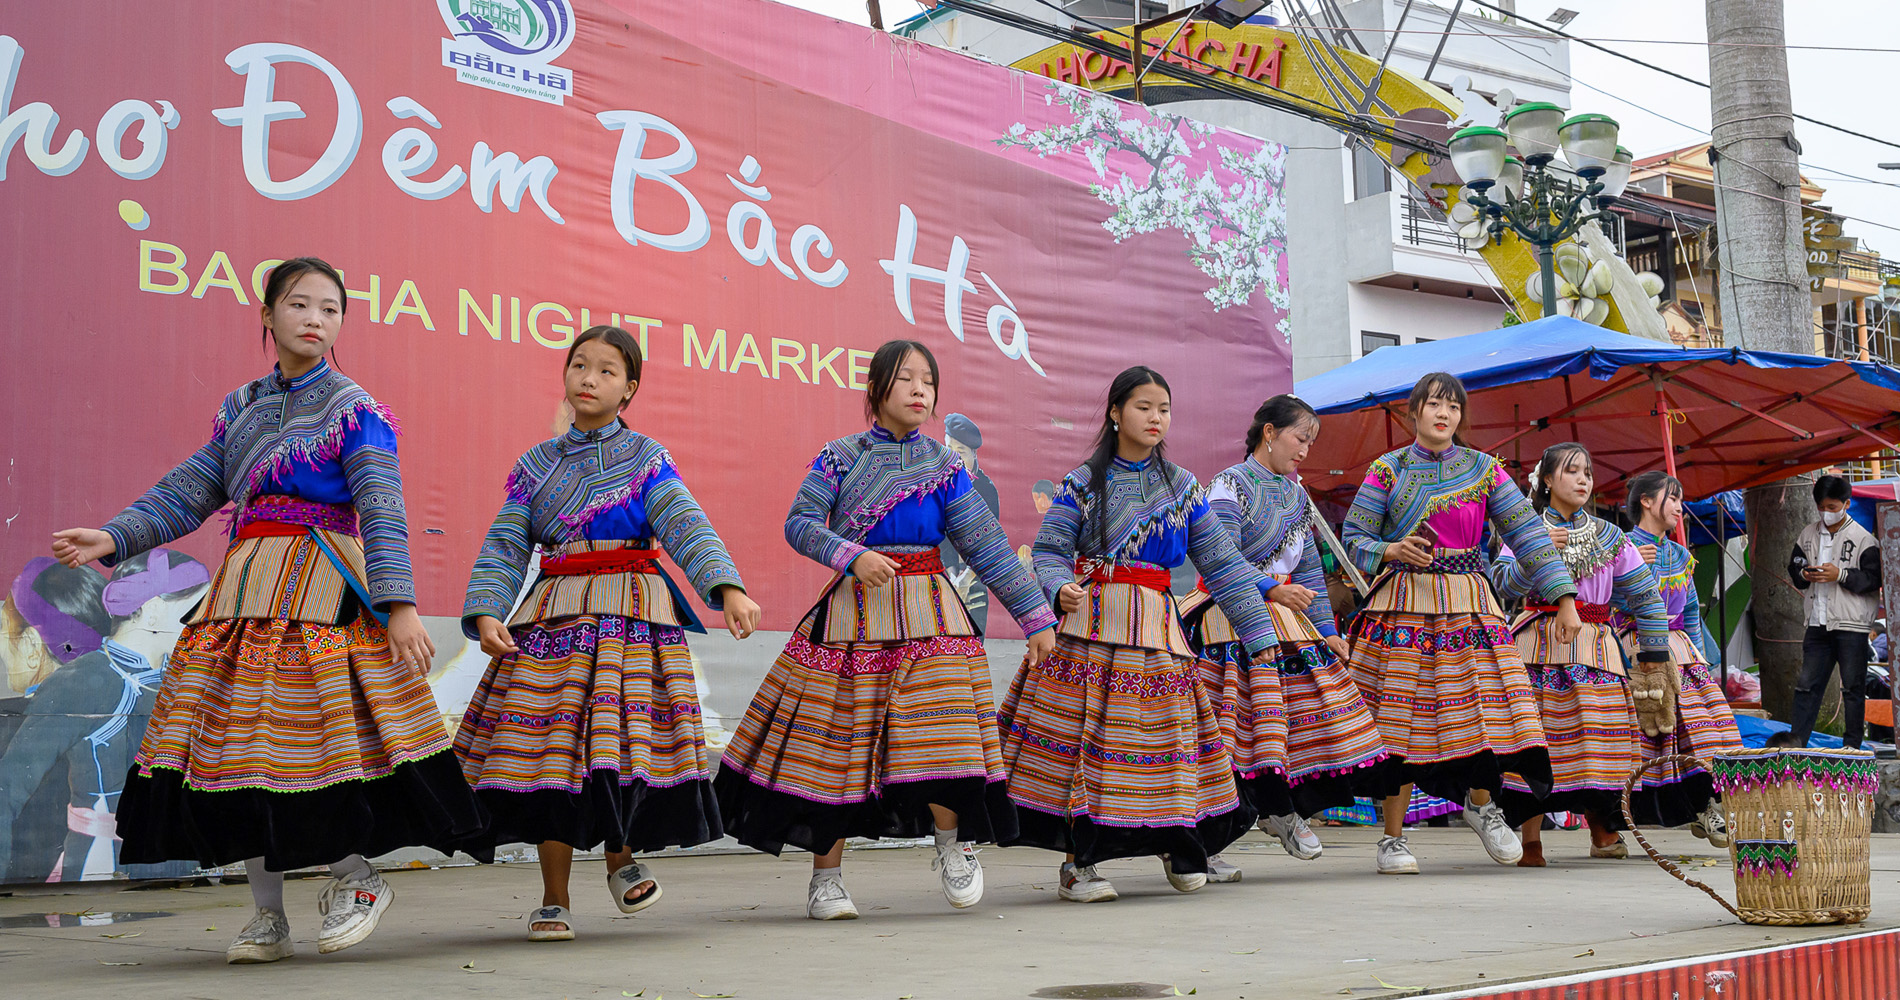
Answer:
[
  {"xmin": 1575, "ymin": 949, "xmax": 1595, "ymax": 958},
  {"xmin": 100, "ymin": 932, "xmax": 141, "ymax": 939},
  {"xmin": 691, "ymin": 993, "xmax": 735, "ymax": 998},
  {"xmin": 98, "ymin": 961, "xmax": 140, "ymax": 967},
  {"xmin": 1374, "ymin": 977, "xmax": 1419, "ymax": 990},
  {"xmin": 1231, "ymin": 948, "xmax": 1259, "ymax": 955},
  {"xmin": 1703, "ymin": 860, "xmax": 1718, "ymax": 868},
  {"xmin": 462, "ymin": 962, "xmax": 495, "ymax": 974},
  {"xmin": 623, "ymin": 992, "xmax": 644, "ymax": 997}
]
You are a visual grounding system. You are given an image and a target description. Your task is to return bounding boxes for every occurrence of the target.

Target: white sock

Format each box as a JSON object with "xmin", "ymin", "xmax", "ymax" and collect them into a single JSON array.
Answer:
[
  {"xmin": 245, "ymin": 857, "xmax": 285, "ymax": 914},
  {"xmin": 812, "ymin": 864, "xmax": 842, "ymax": 881},
  {"xmin": 933, "ymin": 825, "xmax": 958, "ymax": 847},
  {"xmin": 329, "ymin": 854, "xmax": 374, "ymax": 882}
]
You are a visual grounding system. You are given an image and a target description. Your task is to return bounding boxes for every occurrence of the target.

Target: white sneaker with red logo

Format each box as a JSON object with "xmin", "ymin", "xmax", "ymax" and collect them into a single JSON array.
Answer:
[{"xmin": 317, "ymin": 870, "xmax": 394, "ymax": 954}]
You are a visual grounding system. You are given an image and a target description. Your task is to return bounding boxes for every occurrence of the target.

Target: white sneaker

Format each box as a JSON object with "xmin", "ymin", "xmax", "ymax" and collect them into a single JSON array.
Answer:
[
  {"xmin": 806, "ymin": 872, "xmax": 859, "ymax": 920},
  {"xmin": 316, "ymin": 870, "xmax": 393, "ymax": 954},
  {"xmin": 1376, "ymin": 835, "xmax": 1420, "ymax": 875},
  {"xmin": 1463, "ymin": 797, "xmax": 1524, "ymax": 865},
  {"xmin": 1160, "ymin": 857, "xmax": 1207, "ymax": 893},
  {"xmin": 1690, "ymin": 800, "xmax": 1730, "ymax": 848},
  {"xmin": 932, "ymin": 841, "xmax": 984, "ymax": 908},
  {"xmin": 225, "ymin": 907, "xmax": 293, "ymax": 964},
  {"xmin": 1260, "ymin": 813, "xmax": 1323, "ymax": 860},
  {"xmin": 1058, "ymin": 863, "xmax": 1118, "ymax": 902},
  {"xmin": 1204, "ymin": 854, "xmax": 1243, "ymax": 883}
]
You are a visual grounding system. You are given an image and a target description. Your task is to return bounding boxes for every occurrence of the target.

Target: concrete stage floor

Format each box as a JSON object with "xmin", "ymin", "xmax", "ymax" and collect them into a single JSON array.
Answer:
[{"xmin": 3, "ymin": 826, "xmax": 1895, "ymax": 999}]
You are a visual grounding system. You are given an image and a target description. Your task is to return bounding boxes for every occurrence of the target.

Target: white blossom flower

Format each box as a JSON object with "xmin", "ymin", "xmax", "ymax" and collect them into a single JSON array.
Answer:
[{"xmin": 1000, "ymin": 84, "xmax": 1290, "ymax": 332}]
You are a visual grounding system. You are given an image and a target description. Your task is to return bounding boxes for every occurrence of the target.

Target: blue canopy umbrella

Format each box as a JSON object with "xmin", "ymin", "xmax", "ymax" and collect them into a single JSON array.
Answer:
[{"xmin": 1293, "ymin": 315, "xmax": 1900, "ymax": 504}]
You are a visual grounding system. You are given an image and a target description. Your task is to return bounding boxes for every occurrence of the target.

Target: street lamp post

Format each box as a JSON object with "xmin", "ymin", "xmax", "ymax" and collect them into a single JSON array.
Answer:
[{"xmin": 1447, "ymin": 104, "xmax": 1626, "ymax": 318}]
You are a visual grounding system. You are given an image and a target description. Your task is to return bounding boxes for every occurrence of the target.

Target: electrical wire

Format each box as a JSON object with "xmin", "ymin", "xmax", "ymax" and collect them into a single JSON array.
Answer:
[
  {"xmin": 1451, "ymin": 19, "xmax": 1900, "ymax": 237},
  {"xmin": 1305, "ymin": 27, "xmax": 1900, "ymax": 53},
  {"xmin": 1456, "ymin": 0, "xmax": 1900, "ymax": 152},
  {"xmin": 937, "ymin": 0, "xmax": 1449, "ymax": 152}
]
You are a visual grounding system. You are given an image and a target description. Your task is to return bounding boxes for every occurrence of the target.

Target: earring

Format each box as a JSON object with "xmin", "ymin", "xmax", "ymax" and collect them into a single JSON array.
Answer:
[
  {"xmin": 1112, "ymin": 421, "xmax": 1120, "ymax": 432},
  {"xmin": 1266, "ymin": 440, "xmax": 1274, "ymax": 456}
]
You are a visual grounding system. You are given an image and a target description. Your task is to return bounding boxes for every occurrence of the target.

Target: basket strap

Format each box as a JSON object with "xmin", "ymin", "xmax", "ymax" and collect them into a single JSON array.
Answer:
[{"xmin": 1621, "ymin": 753, "xmax": 1741, "ymax": 919}]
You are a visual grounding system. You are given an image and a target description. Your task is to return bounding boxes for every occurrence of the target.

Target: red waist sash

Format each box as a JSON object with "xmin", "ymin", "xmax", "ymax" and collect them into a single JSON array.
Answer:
[
  {"xmin": 542, "ymin": 548, "xmax": 663, "ymax": 576},
  {"xmin": 1527, "ymin": 601, "xmax": 1615, "ymax": 624},
  {"xmin": 234, "ymin": 520, "xmax": 307, "ymax": 541},
  {"xmin": 879, "ymin": 549, "xmax": 945, "ymax": 576},
  {"xmin": 1083, "ymin": 563, "xmax": 1172, "ymax": 592}
]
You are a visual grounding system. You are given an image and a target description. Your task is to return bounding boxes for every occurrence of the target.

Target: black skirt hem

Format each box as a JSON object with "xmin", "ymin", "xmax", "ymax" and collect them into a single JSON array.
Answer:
[
  {"xmin": 1245, "ymin": 756, "xmax": 1404, "ymax": 819},
  {"xmin": 1626, "ymin": 772, "xmax": 1717, "ymax": 828},
  {"xmin": 1497, "ymin": 788, "xmax": 1630, "ymax": 830},
  {"xmin": 117, "ymin": 750, "xmax": 493, "ymax": 872},
  {"xmin": 478, "ymin": 772, "xmax": 722, "ymax": 853},
  {"xmin": 711, "ymin": 770, "xmax": 1017, "ymax": 856},
  {"xmin": 1359, "ymin": 748, "xmax": 1554, "ymax": 805},
  {"xmin": 1001, "ymin": 801, "xmax": 1258, "ymax": 872}
]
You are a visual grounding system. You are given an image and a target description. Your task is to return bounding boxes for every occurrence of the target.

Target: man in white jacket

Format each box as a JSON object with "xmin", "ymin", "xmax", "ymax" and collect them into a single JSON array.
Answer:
[{"xmin": 1787, "ymin": 475, "xmax": 1883, "ymax": 749}]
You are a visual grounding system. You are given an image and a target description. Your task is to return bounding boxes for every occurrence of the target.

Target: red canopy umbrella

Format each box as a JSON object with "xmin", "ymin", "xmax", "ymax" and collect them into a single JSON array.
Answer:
[{"xmin": 1294, "ymin": 317, "xmax": 1900, "ymax": 505}]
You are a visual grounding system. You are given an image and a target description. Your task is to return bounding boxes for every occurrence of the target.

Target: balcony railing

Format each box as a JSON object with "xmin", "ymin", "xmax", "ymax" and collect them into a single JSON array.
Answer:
[{"xmin": 1399, "ymin": 193, "xmax": 1472, "ymax": 253}]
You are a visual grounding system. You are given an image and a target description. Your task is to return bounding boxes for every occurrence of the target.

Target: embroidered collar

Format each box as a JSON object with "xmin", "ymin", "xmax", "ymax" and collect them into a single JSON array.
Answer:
[
  {"xmin": 1408, "ymin": 442, "xmax": 1456, "ymax": 462},
  {"xmin": 559, "ymin": 421, "xmax": 626, "ymax": 454},
  {"xmin": 868, "ymin": 423, "xmax": 923, "ymax": 444},
  {"xmin": 1111, "ymin": 454, "xmax": 1153, "ymax": 471},
  {"xmin": 272, "ymin": 359, "xmax": 332, "ymax": 391}
]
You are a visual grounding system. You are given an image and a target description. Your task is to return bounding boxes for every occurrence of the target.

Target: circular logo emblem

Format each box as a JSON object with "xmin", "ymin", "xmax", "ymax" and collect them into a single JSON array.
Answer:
[{"xmin": 438, "ymin": 0, "xmax": 574, "ymax": 60}]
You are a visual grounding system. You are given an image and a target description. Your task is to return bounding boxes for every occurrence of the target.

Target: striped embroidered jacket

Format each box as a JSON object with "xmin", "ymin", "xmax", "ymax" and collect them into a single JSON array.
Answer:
[
  {"xmin": 1207, "ymin": 457, "xmax": 1337, "ymax": 639},
  {"xmin": 1034, "ymin": 456, "xmax": 1278, "ymax": 656},
  {"xmin": 1344, "ymin": 443, "xmax": 1575, "ymax": 604},
  {"xmin": 784, "ymin": 425, "xmax": 1057, "ymax": 636},
  {"xmin": 100, "ymin": 360, "xmax": 414, "ymax": 609},
  {"xmin": 461, "ymin": 423, "xmax": 743, "ymax": 636},
  {"xmin": 1628, "ymin": 526, "xmax": 1706, "ymax": 639},
  {"xmin": 1492, "ymin": 509, "xmax": 1671, "ymax": 657}
]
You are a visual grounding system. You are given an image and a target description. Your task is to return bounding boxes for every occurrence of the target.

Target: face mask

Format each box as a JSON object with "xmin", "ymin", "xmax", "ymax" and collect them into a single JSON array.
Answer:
[{"xmin": 1822, "ymin": 510, "xmax": 1847, "ymax": 527}]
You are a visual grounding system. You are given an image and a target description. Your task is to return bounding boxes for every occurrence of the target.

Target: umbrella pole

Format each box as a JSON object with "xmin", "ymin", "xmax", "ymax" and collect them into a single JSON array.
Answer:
[
  {"xmin": 1657, "ymin": 385, "xmax": 1690, "ymax": 548},
  {"xmin": 1308, "ymin": 495, "xmax": 1371, "ymax": 597},
  {"xmin": 1716, "ymin": 500, "xmax": 1729, "ymax": 676}
]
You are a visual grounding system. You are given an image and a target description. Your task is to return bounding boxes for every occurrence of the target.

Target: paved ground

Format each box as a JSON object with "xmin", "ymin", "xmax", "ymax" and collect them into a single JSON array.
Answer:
[{"xmin": 4, "ymin": 827, "xmax": 1897, "ymax": 1000}]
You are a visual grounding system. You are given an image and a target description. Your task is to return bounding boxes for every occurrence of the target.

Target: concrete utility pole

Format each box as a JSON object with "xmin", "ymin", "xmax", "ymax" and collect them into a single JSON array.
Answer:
[{"xmin": 1705, "ymin": 0, "xmax": 1815, "ymax": 719}]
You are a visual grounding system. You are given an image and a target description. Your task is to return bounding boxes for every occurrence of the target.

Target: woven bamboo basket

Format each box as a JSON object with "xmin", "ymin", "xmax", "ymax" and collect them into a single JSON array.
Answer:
[{"xmin": 1622, "ymin": 748, "xmax": 1875, "ymax": 926}]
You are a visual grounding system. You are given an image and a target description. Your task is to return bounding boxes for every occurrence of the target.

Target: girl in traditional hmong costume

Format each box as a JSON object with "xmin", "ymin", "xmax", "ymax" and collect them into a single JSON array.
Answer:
[
  {"xmin": 1180, "ymin": 395, "xmax": 1391, "ymax": 878},
  {"xmin": 52, "ymin": 258, "xmax": 486, "ymax": 964},
  {"xmin": 455, "ymin": 326, "xmax": 762, "ymax": 941},
  {"xmin": 999, "ymin": 366, "xmax": 1276, "ymax": 903},
  {"xmin": 1491, "ymin": 444, "xmax": 1672, "ymax": 865},
  {"xmin": 1343, "ymin": 372, "xmax": 1579, "ymax": 875},
  {"xmin": 1624, "ymin": 470, "xmax": 1742, "ymax": 844},
  {"xmin": 715, "ymin": 341, "xmax": 1058, "ymax": 920}
]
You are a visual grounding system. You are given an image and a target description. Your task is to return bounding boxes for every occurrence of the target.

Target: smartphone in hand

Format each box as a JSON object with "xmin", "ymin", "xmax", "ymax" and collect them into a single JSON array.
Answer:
[{"xmin": 1413, "ymin": 521, "xmax": 1440, "ymax": 554}]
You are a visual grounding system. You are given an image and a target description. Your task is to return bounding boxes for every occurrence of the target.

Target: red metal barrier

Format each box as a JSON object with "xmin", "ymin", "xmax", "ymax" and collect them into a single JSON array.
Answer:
[{"xmin": 1445, "ymin": 927, "xmax": 1900, "ymax": 999}]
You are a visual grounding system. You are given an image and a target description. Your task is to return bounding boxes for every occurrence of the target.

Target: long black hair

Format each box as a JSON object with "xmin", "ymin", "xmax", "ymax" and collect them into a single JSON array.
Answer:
[
  {"xmin": 1244, "ymin": 394, "xmax": 1318, "ymax": 457},
  {"xmin": 862, "ymin": 339, "xmax": 939, "ymax": 423},
  {"xmin": 1531, "ymin": 441, "xmax": 1593, "ymax": 512},
  {"xmin": 1082, "ymin": 366, "xmax": 1174, "ymax": 556},
  {"xmin": 1407, "ymin": 371, "xmax": 1469, "ymax": 448},
  {"xmin": 1625, "ymin": 470, "xmax": 1683, "ymax": 524}
]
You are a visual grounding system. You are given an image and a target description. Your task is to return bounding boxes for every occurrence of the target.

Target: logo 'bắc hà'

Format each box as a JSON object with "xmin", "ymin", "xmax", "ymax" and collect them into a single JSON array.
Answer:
[{"xmin": 436, "ymin": 0, "xmax": 575, "ymax": 106}]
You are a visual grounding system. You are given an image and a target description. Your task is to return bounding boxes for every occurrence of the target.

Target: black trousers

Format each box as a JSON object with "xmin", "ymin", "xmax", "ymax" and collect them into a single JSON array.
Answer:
[{"xmin": 1791, "ymin": 625, "xmax": 1870, "ymax": 749}]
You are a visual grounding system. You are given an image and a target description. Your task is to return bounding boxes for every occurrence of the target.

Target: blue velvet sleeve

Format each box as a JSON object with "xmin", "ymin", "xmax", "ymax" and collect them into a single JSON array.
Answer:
[{"xmin": 337, "ymin": 409, "xmax": 414, "ymax": 609}]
